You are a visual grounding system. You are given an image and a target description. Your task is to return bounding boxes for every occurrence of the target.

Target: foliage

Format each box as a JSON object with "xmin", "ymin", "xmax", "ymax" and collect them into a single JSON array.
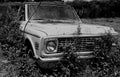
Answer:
[
  {"xmin": 0, "ymin": 6, "xmax": 42, "ymax": 77},
  {"xmin": 52, "ymin": 34, "xmax": 120, "ymax": 77},
  {"xmin": 68, "ymin": 0, "xmax": 120, "ymax": 18},
  {"xmin": 1, "ymin": 0, "xmax": 120, "ymax": 18}
]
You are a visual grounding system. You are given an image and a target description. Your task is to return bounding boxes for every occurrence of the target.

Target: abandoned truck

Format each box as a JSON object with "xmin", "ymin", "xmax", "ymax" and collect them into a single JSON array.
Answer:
[{"xmin": 20, "ymin": 2, "xmax": 118, "ymax": 68}]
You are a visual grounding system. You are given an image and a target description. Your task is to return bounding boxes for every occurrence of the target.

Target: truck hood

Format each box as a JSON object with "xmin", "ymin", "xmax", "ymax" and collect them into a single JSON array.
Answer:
[{"xmin": 29, "ymin": 22, "xmax": 118, "ymax": 36}]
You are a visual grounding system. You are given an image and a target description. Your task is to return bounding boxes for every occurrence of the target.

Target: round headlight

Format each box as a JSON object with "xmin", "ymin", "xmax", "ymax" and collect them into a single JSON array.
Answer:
[{"xmin": 46, "ymin": 41, "xmax": 57, "ymax": 53}]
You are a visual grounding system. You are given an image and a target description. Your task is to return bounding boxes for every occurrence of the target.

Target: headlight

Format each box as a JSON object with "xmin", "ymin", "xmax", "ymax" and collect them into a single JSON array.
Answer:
[{"xmin": 46, "ymin": 40, "xmax": 57, "ymax": 53}]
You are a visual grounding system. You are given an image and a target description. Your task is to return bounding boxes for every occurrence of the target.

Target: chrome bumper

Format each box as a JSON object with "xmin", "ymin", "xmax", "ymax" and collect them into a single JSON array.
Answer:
[{"xmin": 39, "ymin": 51, "xmax": 94, "ymax": 62}]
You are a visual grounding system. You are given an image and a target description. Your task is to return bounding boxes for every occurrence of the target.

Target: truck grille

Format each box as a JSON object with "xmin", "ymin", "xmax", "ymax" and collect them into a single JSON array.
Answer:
[{"xmin": 57, "ymin": 37, "xmax": 103, "ymax": 52}]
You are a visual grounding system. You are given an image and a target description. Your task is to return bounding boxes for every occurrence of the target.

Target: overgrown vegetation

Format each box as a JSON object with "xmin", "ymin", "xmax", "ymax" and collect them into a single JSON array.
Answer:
[
  {"xmin": 69, "ymin": 0, "xmax": 120, "ymax": 18},
  {"xmin": 1, "ymin": 0, "xmax": 120, "ymax": 18},
  {"xmin": 50, "ymin": 34, "xmax": 120, "ymax": 77},
  {"xmin": 0, "ymin": 6, "xmax": 42, "ymax": 77},
  {"xmin": 0, "ymin": 3, "xmax": 120, "ymax": 77}
]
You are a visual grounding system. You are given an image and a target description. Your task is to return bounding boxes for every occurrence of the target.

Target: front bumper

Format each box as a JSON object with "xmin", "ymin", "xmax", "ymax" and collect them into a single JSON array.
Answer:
[
  {"xmin": 37, "ymin": 51, "xmax": 94, "ymax": 69},
  {"xmin": 39, "ymin": 51, "xmax": 94, "ymax": 62}
]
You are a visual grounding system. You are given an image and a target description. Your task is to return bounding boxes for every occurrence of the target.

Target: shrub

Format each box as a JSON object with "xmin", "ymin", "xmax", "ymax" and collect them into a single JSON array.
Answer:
[
  {"xmin": 53, "ymin": 34, "xmax": 120, "ymax": 77},
  {"xmin": 68, "ymin": 0, "xmax": 120, "ymax": 18},
  {"xmin": 0, "ymin": 5, "xmax": 42, "ymax": 77}
]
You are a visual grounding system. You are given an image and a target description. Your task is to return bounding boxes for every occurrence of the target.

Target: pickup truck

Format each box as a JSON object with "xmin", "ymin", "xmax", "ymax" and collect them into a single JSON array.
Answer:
[{"xmin": 19, "ymin": 1, "xmax": 118, "ymax": 68}]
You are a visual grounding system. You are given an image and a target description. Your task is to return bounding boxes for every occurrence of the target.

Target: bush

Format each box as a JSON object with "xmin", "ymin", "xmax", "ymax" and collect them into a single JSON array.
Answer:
[
  {"xmin": 53, "ymin": 34, "xmax": 120, "ymax": 77},
  {"xmin": 0, "ymin": 5, "xmax": 42, "ymax": 77},
  {"xmin": 68, "ymin": 0, "xmax": 120, "ymax": 18}
]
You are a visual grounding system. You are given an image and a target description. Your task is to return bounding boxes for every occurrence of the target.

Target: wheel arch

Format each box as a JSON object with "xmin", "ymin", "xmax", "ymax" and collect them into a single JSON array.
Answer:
[
  {"xmin": 24, "ymin": 37, "xmax": 39, "ymax": 58},
  {"xmin": 25, "ymin": 39, "xmax": 32, "ymax": 48}
]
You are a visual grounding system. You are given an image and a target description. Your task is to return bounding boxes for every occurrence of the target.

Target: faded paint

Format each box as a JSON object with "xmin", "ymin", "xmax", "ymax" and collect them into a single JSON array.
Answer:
[{"xmin": 21, "ymin": 21, "xmax": 118, "ymax": 37}]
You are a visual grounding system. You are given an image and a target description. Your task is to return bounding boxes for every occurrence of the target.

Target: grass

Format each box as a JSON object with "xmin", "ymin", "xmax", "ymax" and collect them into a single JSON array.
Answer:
[
  {"xmin": 82, "ymin": 18, "xmax": 120, "ymax": 43},
  {"xmin": 81, "ymin": 18, "xmax": 120, "ymax": 33}
]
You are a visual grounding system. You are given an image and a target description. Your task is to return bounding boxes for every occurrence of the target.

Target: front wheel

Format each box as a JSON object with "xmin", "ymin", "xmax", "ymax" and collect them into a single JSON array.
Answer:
[{"xmin": 26, "ymin": 45, "xmax": 35, "ymax": 59}]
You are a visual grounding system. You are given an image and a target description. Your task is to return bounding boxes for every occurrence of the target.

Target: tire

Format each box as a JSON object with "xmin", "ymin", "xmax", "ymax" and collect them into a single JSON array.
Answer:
[{"xmin": 26, "ymin": 45, "xmax": 35, "ymax": 59}]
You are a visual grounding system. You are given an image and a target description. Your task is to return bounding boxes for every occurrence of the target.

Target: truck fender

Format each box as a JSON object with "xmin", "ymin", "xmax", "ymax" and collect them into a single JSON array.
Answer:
[{"xmin": 25, "ymin": 35, "xmax": 39, "ymax": 58}]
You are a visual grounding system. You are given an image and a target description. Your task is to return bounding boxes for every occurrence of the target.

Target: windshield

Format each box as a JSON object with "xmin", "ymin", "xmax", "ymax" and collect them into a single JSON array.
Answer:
[{"xmin": 28, "ymin": 5, "xmax": 79, "ymax": 21}]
